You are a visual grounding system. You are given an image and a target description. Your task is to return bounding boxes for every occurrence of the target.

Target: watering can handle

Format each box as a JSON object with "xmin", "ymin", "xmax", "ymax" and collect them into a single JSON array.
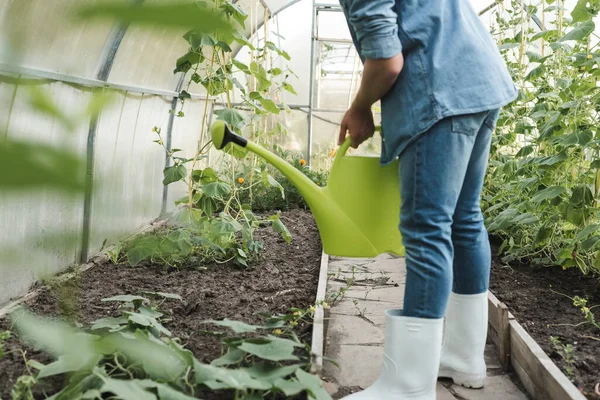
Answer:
[{"xmin": 333, "ymin": 125, "xmax": 382, "ymax": 169}]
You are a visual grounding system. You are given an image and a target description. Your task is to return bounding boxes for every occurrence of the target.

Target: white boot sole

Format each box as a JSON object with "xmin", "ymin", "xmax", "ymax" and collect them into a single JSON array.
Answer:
[{"xmin": 438, "ymin": 367, "xmax": 485, "ymax": 389}]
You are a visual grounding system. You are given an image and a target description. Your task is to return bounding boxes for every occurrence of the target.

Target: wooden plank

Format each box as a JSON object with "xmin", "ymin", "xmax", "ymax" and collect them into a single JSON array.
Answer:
[
  {"xmin": 310, "ymin": 251, "xmax": 329, "ymax": 375},
  {"xmin": 487, "ymin": 291, "xmax": 513, "ymax": 370},
  {"xmin": 509, "ymin": 319, "xmax": 587, "ymax": 400}
]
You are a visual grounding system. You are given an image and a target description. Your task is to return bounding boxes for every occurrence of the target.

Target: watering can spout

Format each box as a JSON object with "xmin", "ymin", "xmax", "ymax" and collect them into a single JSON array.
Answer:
[{"xmin": 209, "ymin": 121, "xmax": 405, "ymax": 258}]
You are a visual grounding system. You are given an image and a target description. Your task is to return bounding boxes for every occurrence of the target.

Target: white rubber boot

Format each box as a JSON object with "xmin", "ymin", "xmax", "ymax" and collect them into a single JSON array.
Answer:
[
  {"xmin": 341, "ymin": 310, "xmax": 443, "ymax": 400},
  {"xmin": 438, "ymin": 292, "xmax": 488, "ymax": 389}
]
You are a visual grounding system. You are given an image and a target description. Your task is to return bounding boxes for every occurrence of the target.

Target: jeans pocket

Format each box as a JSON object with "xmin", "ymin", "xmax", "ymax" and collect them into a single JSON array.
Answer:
[
  {"xmin": 450, "ymin": 111, "xmax": 489, "ymax": 136},
  {"xmin": 483, "ymin": 108, "xmax": 501, "ymax": 131}
]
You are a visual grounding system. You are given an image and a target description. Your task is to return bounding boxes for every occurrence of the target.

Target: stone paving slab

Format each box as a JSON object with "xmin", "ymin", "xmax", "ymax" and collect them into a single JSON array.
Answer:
[{"xmin": 322, "ymin": 255, "xmax": 529, "ymax": 399}]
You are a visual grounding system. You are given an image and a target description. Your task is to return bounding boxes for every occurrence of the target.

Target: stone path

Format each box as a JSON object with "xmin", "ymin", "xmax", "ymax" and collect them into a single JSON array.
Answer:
[{"xmin": 320, "ymin": 254, "xmax": 529, "ymax": 400}]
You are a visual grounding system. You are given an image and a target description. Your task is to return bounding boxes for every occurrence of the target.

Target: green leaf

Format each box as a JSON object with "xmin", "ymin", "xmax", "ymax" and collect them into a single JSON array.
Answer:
[
  {"xmin": 273, "ymin": 378, "xmax": 305, "ymax": 396},
  {"xmin": 214, "ymin": 108, "xmax": 246, "ymax": 131},
  {"xmin": 101, "ymin": 378, "xmax": 156, "ymax": 400},
  {"xmin": 163, "ymin": 165, "xmax": 187, "ymax": 186},
  {"xmin": 264, "ymin": 41, "xmax": 291, "ymax": 60},
  {"xmin": 233, "ymin": 59, "xmax": 250, "ymax": 73},
  {"xmin": 91, "ymin": 316, "xmax": 128, "ymax": 331},
  {"xmin": 271, "ymin": 67, "xmax": 283, "ymax": 76},
  {"xmin": 220, "ymin": 1, "xmax": 248, "ymax": 26},
  {"xmin": 273, "ymin": 378, "xmax": 305, "ymax": 397},
  {"xmin": 296, "ymin": 369, "xmax": 333, "ymax": 400},
  {"xmin": 259, "ymin": 98, "xmax": 280, "ymax": 114},
  {"xmin": 531, "ymin": 30, "xmax": 556, "ymax": 41},
  {"xmin": 36, "ymin": 356, "xmax": 88, "ymax": 379},
  {"xmin": 183, "ymin": 30, "xmax": 217, "ymax": 50},
  {"xmin": 142, "ymin": 291, "xmax": 183, "ymax": 301},
  {"xmin": 577, "ymin": 224, "xmax": 600, "ymax": 240},
  {"xmin": 27, "ymin": 86, "xmax": 76, "ymax": 131},
  {"xmin": 0, "ymin": 138, "xmax": 85, "ymax": 193},
  {"xmin": 202, "ymin": 182, "xmax": 232, "ymax": 198},
  {"xmin": 517, "ymin": 176, "xmax": 539, "ymax": 190},
  {"xmin": 174, "ymin": 52, "xmax": 202, "ymax": 74},
  {"xmin": 570, "ymin": 185, "xmax": 594, "ymax": 208},
  {"xmin": 195, "ymin": 362, "xmax": 271, "ymax": 390},
  {"xmin": 559, "ymin": 20, "xmax": 595, "ymax": 42},
  {"xmin": 270, "ymin": 214, "xmax": 292, "ymax": 243},
  {"xmin": 526, "ymin": 51, "xmax": 543, "ymax": 62},
  {"xmin": 126, "ymin": 236, "xmax": 160, "ymax": 266},
  {"xmin": 498, "ymin": 42, "xmax": 520, "ymax": 50},
  {"xmin": 516, "ymin": 145, "xmax": 534, "ymax": 157},
  {"xmin": 535, "ymin": 225, "xmax": 553, "ymax": 244},
  {"xmin": 262, "ymin": 170, "xmax": 285, "ymax": 199},
  {"xmin": 583, "ymin": 235, "xmax": 600, "ymax": 250},
  {"xmin": 525, "ymin": 65, "xmax": 546, "ymax": 81},
  {"xmin": 77, "ymin": 2, "xmax": 233, "ymax": 37},
  {"xmin": 155, "ymin": 383, "xmax": 198, "ymax": 400},
  {"xmin": 243, "ymin": 363, "xmax": 301, "ymax": 383},
  {"xmin": 591, "ymin": 159, "xmax": 600, "ymax": 169},
  {"xmin": 178, "ymin": 90, "xmax": 191, "ymax": 100},
  {"xmin": 531, "ymin": 186, "xmax": 565, "ymax": 203},
  {"xmin": 211, "ymin": 347, "xmax": 246, "ymax": 366},
  {"xmin": 572, "ymin": 0, "xmax": 600, "ymax": 22},
  {"xmin": 282, "ymin": 82, "xmax": 297, "ymax": 95},
  {"xmin": 238, "ymin": 337, "xmax": 301, "ymax": 362},
  {"xmin": 212, "ymin": 214, "xmax": 243, "ymax": 235},
  {"xmin": 203, "ymin": 319, "xmax": 260, "ymax": 333}
]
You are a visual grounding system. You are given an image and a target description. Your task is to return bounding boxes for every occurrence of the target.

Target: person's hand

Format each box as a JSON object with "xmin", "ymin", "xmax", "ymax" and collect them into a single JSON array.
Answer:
[{"xmin": 338, "ymin": 103, "xmax": 375, "ymax": 149}]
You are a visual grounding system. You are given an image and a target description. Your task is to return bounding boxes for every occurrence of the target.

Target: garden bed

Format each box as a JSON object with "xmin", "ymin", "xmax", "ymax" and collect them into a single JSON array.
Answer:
[
  {"xmin": 489, "ymin": 247, "xmax": 600, "ymax": 399},
  {"xmin": 0, "ymin": 208, "xmax": 322, "ymax": 399}
]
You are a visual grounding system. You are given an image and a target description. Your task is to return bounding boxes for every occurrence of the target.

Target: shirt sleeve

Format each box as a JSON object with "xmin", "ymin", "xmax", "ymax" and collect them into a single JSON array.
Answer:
[{"xmin": 344, "ymin": 0, "xmax": 403, "ymax": 59}]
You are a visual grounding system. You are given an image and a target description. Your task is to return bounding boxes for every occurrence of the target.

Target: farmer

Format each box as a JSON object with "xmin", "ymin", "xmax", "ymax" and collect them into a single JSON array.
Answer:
[{"xmin": 337, "ymin": 0, "xmax": 517, "ymax": 398}]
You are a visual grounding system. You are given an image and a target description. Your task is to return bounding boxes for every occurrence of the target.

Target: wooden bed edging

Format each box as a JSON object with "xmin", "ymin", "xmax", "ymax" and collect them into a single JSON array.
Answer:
[
  {"xmin": 310, "ymin": 250, "xmax": 330, "ymax": 375},
  {"xmin": 487, "ymin": 291, "xmax": 587, "ymax": 400}
]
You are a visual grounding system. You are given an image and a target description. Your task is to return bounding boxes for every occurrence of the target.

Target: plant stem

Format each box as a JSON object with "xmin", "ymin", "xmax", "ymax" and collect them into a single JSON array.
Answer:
[{"xmin": 188, "ymin": 53, "xmax": 217, "ymax": 208}]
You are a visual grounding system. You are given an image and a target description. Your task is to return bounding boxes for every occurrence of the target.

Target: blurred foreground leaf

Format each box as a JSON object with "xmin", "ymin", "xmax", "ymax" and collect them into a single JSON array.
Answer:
[
  {"xmin": 76, "ymin": 1, "xmax": 233, "ymax": 35},
  {"xmin": 0, "ymin": 136, "xmax": 85, "ymax": 192},
  {"xmin": 10, "ymin": 309, "xmax": 188, "ymax": 381}
]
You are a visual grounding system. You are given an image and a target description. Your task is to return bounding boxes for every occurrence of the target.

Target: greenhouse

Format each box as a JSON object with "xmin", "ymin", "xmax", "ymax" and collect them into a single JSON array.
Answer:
[{"xmin": 0, "ymin": 0, "xmax": 599, "ymax": 399}]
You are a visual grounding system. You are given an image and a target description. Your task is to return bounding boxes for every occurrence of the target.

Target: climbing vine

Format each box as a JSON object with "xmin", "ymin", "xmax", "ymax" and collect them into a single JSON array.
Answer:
[{"xmin": 485, "ymin": 0, "xmax": 600, "ymax": 275}]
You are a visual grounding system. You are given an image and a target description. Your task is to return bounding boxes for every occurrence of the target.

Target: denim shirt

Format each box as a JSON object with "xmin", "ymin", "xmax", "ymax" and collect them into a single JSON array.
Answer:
[{"xmin": 339, "ymin": 0, "xmax": 518, "ymax": 165}]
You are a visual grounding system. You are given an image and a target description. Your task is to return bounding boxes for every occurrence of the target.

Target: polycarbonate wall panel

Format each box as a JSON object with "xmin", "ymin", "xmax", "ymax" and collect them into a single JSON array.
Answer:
[
  {"xmin": 166, "ymin": 99, "xmax": 213, "ymax": 211},
  {"xmin": 89, "ymin": 93, "xmax": 171, "ymax": 255},
  {"xmin": 108, "ymin": 25, "xmax": 190, "ymax": 93},
  {"xmin": 0, "ymin": 0, "xmax": 111, "ymax": 78},
  {"xmin": 0, "ymin": 81, "xmax": 88, "ymax": 305}
]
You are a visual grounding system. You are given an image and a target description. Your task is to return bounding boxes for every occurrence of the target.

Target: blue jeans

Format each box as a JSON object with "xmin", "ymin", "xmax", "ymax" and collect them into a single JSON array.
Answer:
[{"xmin": 399, "ymin": 109, "xmax": 500, "ymax": 319}]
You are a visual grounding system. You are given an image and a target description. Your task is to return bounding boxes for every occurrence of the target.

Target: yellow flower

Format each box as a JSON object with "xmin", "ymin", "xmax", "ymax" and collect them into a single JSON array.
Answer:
[
  {"xmin": 289, "ymin": 321, "xmax": 298, "ymax": 326},
  {"xmin": 322, "ymin": 302, "xmax": 329, "ymax": 308},
  {"xmin": 300, "ymin": 159, "xmax": 307, "ymax": 166},
  {"xmin": 329, "ymin": 149, "xmax": 337, "ymax": 158},
  {"xmin": 588, "ymin": 54, "xmax": 593, "ymax": 59},
  {"xmin": 309, "ymin": 305, "xmax": 316, "ymax": 313},
  {"xmin": 273, "ymin": 329, "xmax": 283, "ymax": 335},
  {"xmin": 293, "ymin": 311, "xmax": 302, "ymax": 317},
  {"xmin": 238, "ymin": 177, "xmax": 245, "ymax": 184},
  {"xmin": 582, "ymin": 307, "xmax": 590, "ymax": 314},
  {"xmin": 581, "ymin": 66, "xmax": 586, "ymax": 71}
]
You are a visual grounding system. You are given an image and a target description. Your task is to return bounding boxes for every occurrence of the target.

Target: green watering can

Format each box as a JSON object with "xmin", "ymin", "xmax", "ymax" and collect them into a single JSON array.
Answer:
[{"xmin": 210, "ymin": 121, "xmax": 405, "ymax": 258}]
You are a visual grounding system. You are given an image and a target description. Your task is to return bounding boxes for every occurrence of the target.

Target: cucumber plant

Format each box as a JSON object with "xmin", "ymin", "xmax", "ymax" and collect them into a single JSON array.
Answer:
[{"xmin": 485, "ymin": 0, "xmax": 600, "ymax": 275}]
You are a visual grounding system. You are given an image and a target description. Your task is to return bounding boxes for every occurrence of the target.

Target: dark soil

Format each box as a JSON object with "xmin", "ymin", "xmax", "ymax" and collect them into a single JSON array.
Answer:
[
  {"xmin": 0, "ymin": 208, "xmax": 322, "ymax": 399},
  {"xmin": 490, "ymin": 247, "xmax": 600, "ymax": 399}
]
